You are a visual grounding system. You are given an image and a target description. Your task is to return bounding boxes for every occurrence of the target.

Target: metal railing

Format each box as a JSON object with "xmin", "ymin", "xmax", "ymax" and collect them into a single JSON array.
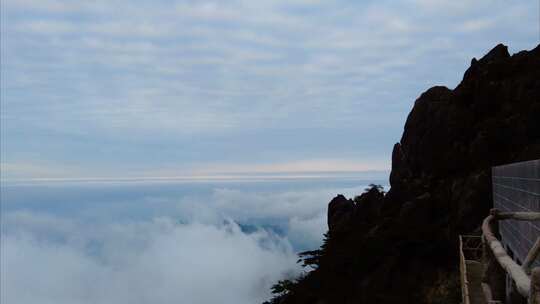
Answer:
[
  {"xmin": 462, "ymin": 235, "xmax": 484, "ymax": 261},
  {"xmin": 460, "ymin": 235, "xmax": 473, "ymax": 304},
  {"xmin": 482, "ymin": 209, "xmax": 540, "ymax": 303},
  {"xmin": 459, "ymin": 235, "xmax": 486, "ymax": 304}
]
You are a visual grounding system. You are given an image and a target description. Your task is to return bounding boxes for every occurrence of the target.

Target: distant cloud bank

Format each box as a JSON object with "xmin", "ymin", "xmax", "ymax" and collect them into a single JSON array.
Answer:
[{"xmin": 0, "ymin": 158, "xmax": 390, "ymax": 182}]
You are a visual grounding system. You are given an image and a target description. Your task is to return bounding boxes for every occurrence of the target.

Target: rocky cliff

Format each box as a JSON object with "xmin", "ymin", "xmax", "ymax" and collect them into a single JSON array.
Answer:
[{"xmin": 266, "ymin": 43, "xmax": 540, "ymax": 304}]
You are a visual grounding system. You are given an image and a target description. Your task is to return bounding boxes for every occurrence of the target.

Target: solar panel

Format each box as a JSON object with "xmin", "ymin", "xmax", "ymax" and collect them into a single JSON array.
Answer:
[{"xmin": 492, "ymin": 159, "xmax": 540, "ymax": 267}]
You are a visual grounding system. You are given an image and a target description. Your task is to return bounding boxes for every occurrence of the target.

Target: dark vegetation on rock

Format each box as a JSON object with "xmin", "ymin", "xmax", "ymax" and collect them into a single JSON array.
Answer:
[{"xmin": 264, "ymin": 44, "xmax": 540, "ymax": 304}]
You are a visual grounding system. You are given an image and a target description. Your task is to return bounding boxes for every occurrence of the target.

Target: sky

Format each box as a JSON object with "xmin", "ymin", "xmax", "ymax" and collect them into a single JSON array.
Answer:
[
  {"xmin": 1, "ymin": 0, "xmax": 539, "ymax": 181},
  {"xmin": 1, "ymin": 3, "xmax": 538, "ymax": 302}
]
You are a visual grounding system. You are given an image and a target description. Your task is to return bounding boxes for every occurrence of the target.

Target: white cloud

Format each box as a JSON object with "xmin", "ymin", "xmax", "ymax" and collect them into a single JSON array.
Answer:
[
  {"xmin": 171, "ymin": 184, "xmax": 372, "ymax": 248},
  {"xmin": 0, "ymin": 162, "xmax": 78, "ymax": 180},
  {"xmin": 193, "ymin": 159, "xmax": 390, "ymax": 174},
  {"xmin": 1, "ymin": 213, "xmax": 300, "ymax": 304},
  {"xmin": 5, "ymin": 0, "xmax": 535, "ymax": 138},
  {"xmin": 458, "ymin": 19, "xmax": 495, "ymax": 32},
  {"xmin": 287, "ymin": 214, "xmax": 327, "ymax": 250},
  {"xmin": 1, "ymin": 175, "xmax": 389, "ymax": 303},
  {"xmin": 4, "ymin": 0, "xmax": 108, "ymax": 13},
  {"xmin": 1, "ymin": 180, "xmax": 376, "ymax": 248},
  {"xmin": 16, "ymin": 20, "xmax": 76, "ymax": 34},
  {"xmin": 209, "ymin": 185, "xmax": 363, "ymax": 222},
  {"xmin": 410, "ymin": 0, "xmax": 485, "ymax": 13}
]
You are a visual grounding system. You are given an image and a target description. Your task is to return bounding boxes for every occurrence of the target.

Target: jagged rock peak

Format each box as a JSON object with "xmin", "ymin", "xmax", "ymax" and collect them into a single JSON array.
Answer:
[{"xmin": 479, "ymin": 43, "xmax": 510, "ymax": 63}]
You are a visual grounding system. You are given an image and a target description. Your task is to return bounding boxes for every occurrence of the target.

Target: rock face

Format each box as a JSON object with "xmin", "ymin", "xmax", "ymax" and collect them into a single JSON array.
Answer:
[
  {"xmin": 272, "ymin": 44, "xmax": 540, "ymax": 304},
  {"xmin": 327, "ymin": 195, "xmax": 354, "ymax": 232}
]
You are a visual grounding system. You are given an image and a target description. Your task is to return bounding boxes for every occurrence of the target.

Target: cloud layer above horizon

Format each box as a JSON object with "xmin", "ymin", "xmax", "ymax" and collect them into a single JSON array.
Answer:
[{"xmin": 1, "ymin": 0, "xmax": 538, "ymax": 178}]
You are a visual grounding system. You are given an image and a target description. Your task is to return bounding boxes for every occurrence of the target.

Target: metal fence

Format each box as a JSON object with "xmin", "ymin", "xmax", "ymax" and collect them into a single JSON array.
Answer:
[{"xmin": 492, "ymin": 159, "xmax": 540, "ymax": 266}]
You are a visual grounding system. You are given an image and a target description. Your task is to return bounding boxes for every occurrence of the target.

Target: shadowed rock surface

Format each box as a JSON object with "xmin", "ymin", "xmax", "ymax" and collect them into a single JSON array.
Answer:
[{"xmin": 266, "ymin": 43, "xmax": 540, "ymax": 304}]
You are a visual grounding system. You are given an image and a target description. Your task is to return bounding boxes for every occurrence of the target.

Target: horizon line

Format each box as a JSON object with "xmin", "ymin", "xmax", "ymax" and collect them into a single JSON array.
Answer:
[{"xmin": 1, "ymin": 170, "xmax": 390, "ymax": 184}]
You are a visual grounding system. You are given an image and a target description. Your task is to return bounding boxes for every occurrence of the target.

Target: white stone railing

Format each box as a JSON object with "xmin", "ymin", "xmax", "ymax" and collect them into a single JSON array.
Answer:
[{"xmin": 482, "ymin": 209, "xmax": 540, "ymax": 303}]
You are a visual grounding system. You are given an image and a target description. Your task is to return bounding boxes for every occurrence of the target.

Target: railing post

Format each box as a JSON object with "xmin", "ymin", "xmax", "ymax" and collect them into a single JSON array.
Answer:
[
  {"xmin": 530, "ymin": 268, "xmax": 540, "ymax": 304},
  {"xmin": 524, "ymin": 238, "xmax": 540, "ymax": 275},
  {"xmin": 482, "ymin": 236, "xmax": 506, "ymax": 302},
  {"xmin": 460, "ymin": 235, "xmax": 470, "ymax": 304}
]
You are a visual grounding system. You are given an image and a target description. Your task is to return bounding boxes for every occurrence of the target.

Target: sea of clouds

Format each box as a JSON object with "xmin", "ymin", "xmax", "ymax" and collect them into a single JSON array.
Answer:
[{"xmin": 1, "ymin": 182, "xmax": 376, "ymax": 304}]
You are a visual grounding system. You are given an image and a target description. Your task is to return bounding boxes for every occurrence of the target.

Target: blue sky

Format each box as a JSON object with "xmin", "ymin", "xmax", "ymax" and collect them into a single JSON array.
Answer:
[{"xmin": 1, "ymin": 0, "xmax": 538, "ymax": 181}]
